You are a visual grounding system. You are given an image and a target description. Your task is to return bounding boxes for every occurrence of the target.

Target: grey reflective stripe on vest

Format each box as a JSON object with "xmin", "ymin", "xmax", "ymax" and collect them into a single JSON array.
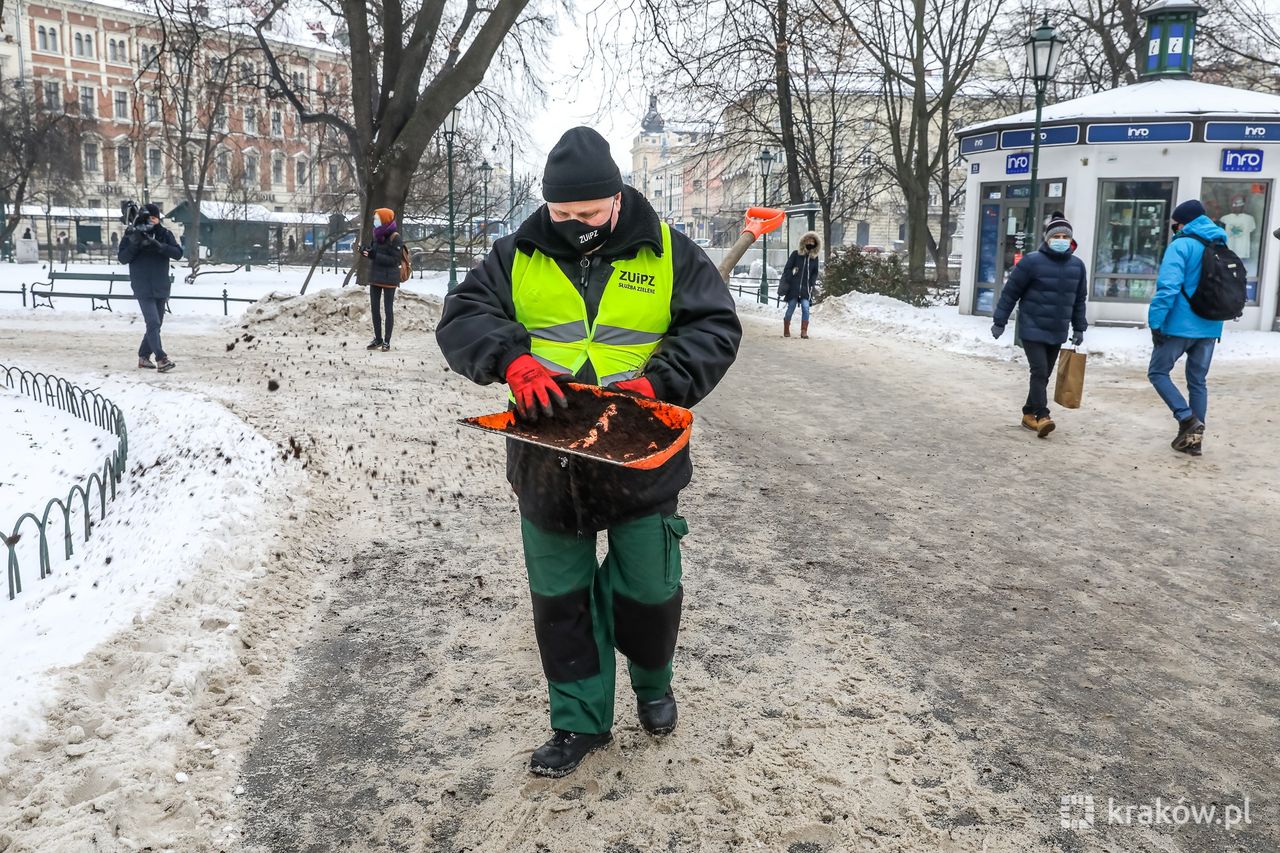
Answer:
[
  {"xmin": 599, "ymin": 369, "xmax": 640, "ymax": 386},
  {"xmin": 592, "ymin": 324, "xmax": 665, "ymax": 346},
  {"xmin": 528, "ymin": 320, "xmax": 588, "ymax": 344},
  {"xmin": 531, "ymin": 353, "xmax": 574, "ymax": 375}
]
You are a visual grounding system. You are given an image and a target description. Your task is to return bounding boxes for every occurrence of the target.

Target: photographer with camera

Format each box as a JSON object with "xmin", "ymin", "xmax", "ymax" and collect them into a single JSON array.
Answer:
[{"xmin": 118, "ymin": 201, "xmax": 183, "ymax": 372}]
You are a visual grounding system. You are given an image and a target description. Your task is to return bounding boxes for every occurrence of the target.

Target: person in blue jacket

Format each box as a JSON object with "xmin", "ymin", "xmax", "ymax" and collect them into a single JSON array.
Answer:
[
  {"xmin": 118, "ymin": 203, "xmax": 184, "ymax": 372},
  {"xmin": 1148, "ymin": 199, "xmax": 1226, "ymax": 457},
  {"xmin": 991, "ymin": 215, "xmax": 1087, "ymax": 438}
]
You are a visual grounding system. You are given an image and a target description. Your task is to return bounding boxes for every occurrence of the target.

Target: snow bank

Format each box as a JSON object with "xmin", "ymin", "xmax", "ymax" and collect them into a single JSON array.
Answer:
[
  {"xmin": 738, "ymin": 290, "xmax": 1280, "ymax": 366},
  {"xmin": 0, "ymin": 375, "xmax": 296, "ymax": 769},
  {"xmin": 0, "ymin": 387, "xmax": 116, "ymax": 530},
  {"xmin": 239, "ymin": 285, "xmax": 442, "ymax": 337}
]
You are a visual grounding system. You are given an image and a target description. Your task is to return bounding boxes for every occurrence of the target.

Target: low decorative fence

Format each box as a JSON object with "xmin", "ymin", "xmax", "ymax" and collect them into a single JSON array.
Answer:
[{"xmin": 2, "ymin": 364, "xmax": 128, "ymax": 600}]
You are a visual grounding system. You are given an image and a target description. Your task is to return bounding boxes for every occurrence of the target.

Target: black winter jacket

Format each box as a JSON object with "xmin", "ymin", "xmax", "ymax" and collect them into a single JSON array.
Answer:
[
  {"xmin": 435, "ymin": 186, "xmax": 742, "ymax": 534},
  {"xmin": 993, "ymin": 243, "xmax": 1088, "ymax": 345},
  {"xmin": 779, "ymin": 251, "xmax": 819, "ymax": 301},
  {"xmin": 117, "ymin": 225, "xmax": 183, "ymax": 299},
  {"xmin": 365, "ymin": 229, "xmax": 405, "ymax": 286}
]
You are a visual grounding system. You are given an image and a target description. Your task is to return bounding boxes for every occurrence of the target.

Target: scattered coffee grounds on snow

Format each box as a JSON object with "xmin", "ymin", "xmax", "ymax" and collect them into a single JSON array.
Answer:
[{"xmin": 505, "ymin": 385, "xmax": 680, "ymax": 462}]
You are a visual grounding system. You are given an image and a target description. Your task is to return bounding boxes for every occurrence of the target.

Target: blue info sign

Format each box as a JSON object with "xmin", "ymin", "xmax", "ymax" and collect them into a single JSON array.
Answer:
[
  {"xmin": 1221, "ymin": 149, "xmax": 1264, "ymax": 173},
  {"xmin": 1006, "ymin": 152, "xmax": 1031, "ymax": 175}
]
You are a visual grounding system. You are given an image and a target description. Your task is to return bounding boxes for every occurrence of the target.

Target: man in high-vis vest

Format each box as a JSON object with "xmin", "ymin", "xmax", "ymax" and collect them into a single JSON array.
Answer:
[{"xmin": 436, "ymin": 127, "xmax": 741, "ymax": 777}]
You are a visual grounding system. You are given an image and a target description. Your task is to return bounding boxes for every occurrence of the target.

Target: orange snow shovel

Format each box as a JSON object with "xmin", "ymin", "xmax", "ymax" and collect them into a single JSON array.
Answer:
[{"xmin": 458, "ymin": 207, "xmax": 784, "ymax": 468}]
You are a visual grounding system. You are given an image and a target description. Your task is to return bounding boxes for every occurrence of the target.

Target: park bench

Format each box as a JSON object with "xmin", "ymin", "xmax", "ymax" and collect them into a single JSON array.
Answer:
[{"xmin": 30, "ymin": 271, "xmax": 173, "ymax": 312}]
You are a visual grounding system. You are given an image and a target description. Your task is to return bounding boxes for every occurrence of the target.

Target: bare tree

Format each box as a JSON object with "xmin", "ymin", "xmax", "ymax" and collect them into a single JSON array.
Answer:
[
  {"xmin": 0, "ymin": 81, "xmax": 87, "ymax": 242},
  {"xmin": 829, "ymin": 0, "xmax": 998, "ymax": 284},
  {"xmin": 251, "ymin": 0, "xmax": 547, "ymax": 281}
]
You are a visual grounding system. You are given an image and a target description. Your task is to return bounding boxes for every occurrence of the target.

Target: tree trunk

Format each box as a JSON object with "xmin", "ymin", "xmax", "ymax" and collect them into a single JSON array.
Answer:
[
  {"xmin": 357, "ymin": 159, "xmax": 413, "ymax": 285},
  {"xmin": 773, "ymin": 0, "xmax": 804, "ymax": 205}
]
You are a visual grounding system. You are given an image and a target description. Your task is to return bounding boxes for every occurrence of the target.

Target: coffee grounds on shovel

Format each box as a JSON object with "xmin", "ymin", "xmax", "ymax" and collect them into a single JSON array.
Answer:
[{"xmin": 506, "ymin": 385, "xmax": 682, "ymax": 463}]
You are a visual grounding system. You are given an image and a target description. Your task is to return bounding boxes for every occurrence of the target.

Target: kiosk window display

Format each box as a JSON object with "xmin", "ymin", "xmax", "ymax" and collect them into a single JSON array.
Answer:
[
  {"xmin": 1201, "ymin": 178, "xmax": 1269, "ymax": 304},
  {"xmin": 1093, "ymin": 179, "xmax": 1176, "ymax": 301}
]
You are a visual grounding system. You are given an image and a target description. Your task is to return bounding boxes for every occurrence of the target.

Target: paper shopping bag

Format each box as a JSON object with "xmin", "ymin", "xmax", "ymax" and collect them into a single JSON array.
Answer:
[{"xmin": 1054, "ymin": 348, "xmax": 1087, "ymax": 409}]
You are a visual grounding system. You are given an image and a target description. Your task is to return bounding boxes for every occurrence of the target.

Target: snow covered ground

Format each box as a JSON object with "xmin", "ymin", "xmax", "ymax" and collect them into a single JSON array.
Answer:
[
  {"xmin": 0, "ymin": 260, "xmax": 451, "ymax": 317},
  {"xmin": 0, "ymin": 386, "xmax": 116, "ymax": 531},
  {"xmin": 734, "ymin": 286, "xmax": 1280, "ymax": 367},
  {"xmin": 0, "ymin": 374, "xmax": 300, "ymax": 770}
]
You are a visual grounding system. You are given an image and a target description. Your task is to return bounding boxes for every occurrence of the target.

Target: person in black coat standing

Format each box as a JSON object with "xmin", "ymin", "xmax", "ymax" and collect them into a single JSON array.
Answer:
[
  {"xmin": 778, "ymin": 231, "xmax": 820, "ymax": 338},
  {"xmin": 118, "ymin": 203, "xmax": 183, "ymax": 372},
  {"xmin": 360, "ymin": 206, "xmax": 405, "ymax": 351},
  {"xmin": 991, "ymin": 215, "xmax": 1088, "ymax": 437}
]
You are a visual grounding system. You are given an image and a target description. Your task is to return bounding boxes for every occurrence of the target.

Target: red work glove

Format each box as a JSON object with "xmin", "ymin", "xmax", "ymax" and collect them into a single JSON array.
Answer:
[
  {"xmin": 505, "ymin": 353, "xmax": 567, "ymax": 421},
  {"xmin": 608, "ymin": 376, "xmax": 655, "ymax": 398}
]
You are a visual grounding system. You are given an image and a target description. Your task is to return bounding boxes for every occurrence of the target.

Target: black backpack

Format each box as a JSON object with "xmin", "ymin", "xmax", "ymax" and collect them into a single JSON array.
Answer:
[{"xmin": 1180, "ymin": 233, "xmax": 1247, "ymax": 321}]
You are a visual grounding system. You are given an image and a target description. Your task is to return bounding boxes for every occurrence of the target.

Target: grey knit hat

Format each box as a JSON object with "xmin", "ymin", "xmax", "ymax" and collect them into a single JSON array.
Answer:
[{"xmin": 1044, "ymin": 216, "xmax": 1072, "ymax": 239}]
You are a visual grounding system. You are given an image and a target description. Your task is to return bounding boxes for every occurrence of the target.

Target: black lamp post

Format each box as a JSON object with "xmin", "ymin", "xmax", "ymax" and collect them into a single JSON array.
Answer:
[
  {"xmin": 1023, "ymin": 17, "xmax": 1063, "ymax": 245},
  {"xmin": 479, "ymin": 158, "xmax": 494, "ymax": 253},
  {"xmin": 757, "ymin": 148, "xmax": 775, "ymax": 304},
  {"xmin": 444, "ymin": 106, "xmax": 461, "ymax": 290}
]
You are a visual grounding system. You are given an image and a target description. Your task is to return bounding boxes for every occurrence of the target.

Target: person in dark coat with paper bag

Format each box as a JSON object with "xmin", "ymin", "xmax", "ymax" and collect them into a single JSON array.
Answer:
[{"xmin": 991, "ymin": 215, "xmax": 1088, "ymax": 437}]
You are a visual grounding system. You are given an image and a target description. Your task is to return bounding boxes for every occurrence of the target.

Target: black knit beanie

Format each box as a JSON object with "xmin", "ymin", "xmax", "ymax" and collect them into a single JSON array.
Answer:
[
  {"xmin": 542, "ymin": 127, "xmax": 623, "ymax": 203},
  {"xmin": 1171, "ymin": 199, "xmax": 1206, "ymax": 224},
  {"xmin": 144, "ymin": 202, "xmax": 162, "ymax": 219}
]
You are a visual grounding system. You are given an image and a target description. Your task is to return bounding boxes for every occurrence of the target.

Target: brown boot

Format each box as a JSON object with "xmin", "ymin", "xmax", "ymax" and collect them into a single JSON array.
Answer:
[
  {"xmin": 1036, "ymin": 415, "xmax": 1055, "ymax": 438},
  {"xmin": 800, "ymin": 321, "xmax": 809, "ymax": 339},
  {"xmin": 1021, "ymin": 413, "xmax": 1039, "ymax": 432},
  {"xmin": 783, "ymin": 319, "xmax": 791, "ymax": 337}
]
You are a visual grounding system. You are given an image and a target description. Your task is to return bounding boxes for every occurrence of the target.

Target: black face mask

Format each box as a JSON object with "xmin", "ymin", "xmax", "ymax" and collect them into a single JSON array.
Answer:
[
  {"xmin": 1170, "ymin": 222, "xmax": 1182, "ymax": 235},
  {"xmin": 552, "ymin": 201, "xmax": 615, "ymax": 255}
]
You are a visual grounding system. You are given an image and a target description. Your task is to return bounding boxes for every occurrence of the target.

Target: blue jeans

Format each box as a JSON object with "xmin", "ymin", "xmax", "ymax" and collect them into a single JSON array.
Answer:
[
  {"xmin": 1148, "ymin": 336, "xmax": 1215, "ymax": 423},
  {"xmin": 784, "ymin": 297, "xmax": 810, "ymax": 323},
  {"xmin": 136, "ymin": 297, "xmax": 167, "ymax": 360}
]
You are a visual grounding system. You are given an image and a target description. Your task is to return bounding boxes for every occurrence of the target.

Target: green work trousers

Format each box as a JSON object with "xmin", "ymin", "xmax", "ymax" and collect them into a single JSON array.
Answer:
[{"xmin": 521, "ymin": 513, "xmax": 688, "ymax": 734}]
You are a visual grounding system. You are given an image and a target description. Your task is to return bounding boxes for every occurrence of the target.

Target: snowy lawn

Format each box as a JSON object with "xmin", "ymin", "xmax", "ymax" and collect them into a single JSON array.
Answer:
[
  {"xmin": 735, "ymin": 288, "xmax": 1280, "ymax": 368},
  {"xmin": 0, "ymin": 261, "xmax": 451, "ymax": 317},
  {"xmin": 0, "ymin": 375, "xmax": 296, "ymax": 768}
]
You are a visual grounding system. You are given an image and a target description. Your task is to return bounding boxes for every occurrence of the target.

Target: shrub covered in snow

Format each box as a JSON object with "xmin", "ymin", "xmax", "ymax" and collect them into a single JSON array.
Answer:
[{"xmin": 816, "ymin": 246, "xmax": 929, "ymax": 308}]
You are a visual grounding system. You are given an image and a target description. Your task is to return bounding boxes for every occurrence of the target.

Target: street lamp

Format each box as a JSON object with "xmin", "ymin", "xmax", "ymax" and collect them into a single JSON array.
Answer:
[
  {"xmin": 444, "ymin": 105, "xmax": 461, "ymax": 290},
  {"xmin": 479, "ymin": 158, "xmax": 493, "ymax": 253},
  {"xmin": 757, "ymin": 148, "xmax": 775, "ymax": 304},
  {"xmin": 1023, "ymin": 17, "xmax": 1063, "ymax": 247}
]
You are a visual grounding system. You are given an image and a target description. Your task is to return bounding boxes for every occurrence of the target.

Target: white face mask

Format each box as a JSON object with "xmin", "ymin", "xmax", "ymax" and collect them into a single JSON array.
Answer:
[{"xmin": 372, "ymin": 215, "xmax": 381, "ymax": 228}]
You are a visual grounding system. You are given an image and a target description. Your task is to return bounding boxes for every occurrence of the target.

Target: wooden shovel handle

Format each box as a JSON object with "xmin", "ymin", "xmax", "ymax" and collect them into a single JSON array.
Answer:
[{"xmin": 716, "ymin": 207, "xmax": 787, "ymax": 284}]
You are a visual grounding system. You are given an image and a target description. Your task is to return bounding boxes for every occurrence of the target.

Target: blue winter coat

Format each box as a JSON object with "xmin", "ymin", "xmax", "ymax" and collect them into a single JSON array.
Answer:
[
  {"xmin": 993, "ymin": 243, "xmax": 1088, "ymax": 345},
  {"xmin": 779, "ymin": 250, "xmax": 819, "ymax": 301},
  {"xmin": 1148, "ymin": 215, "xmax": 1227, "ymax": 340},
  {"xmin": 117, "ymin": 225, "xmax": 183, "ymax": 299}
]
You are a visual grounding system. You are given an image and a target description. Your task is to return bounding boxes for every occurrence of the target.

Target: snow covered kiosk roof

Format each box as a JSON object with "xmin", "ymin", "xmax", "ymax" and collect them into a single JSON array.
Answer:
[
  {"xmin": 960, "ymin": 79, "xmax": 1280, "ymax": 136},
  {"xmin": 955, "ymin": 79, "xmax": 1280, "ymax": 154}
]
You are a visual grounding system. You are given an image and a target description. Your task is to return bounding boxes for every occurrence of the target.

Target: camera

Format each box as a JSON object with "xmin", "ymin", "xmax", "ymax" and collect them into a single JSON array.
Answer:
[{"xmin": 120, "ymin": 199, "xmax": 154, "ymax": 235}]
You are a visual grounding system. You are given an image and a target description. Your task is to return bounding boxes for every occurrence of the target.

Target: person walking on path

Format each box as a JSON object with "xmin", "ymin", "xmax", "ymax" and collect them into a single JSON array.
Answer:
[
  {"xmin": 360, "ymin": 207, "xmax": 404, "ymax": 351},
  {"xmin": 991, "ymin": 215, "xmax": 1087, "ymax": 438},
  {"xmin": 1148, "ymin": 199, "xmax": 1227, "ymax": 457},
  {"xmin": 436, "ymin": 127, "xmax": 742, "ymax": 779},
  {"xmin": 118, "ymin": 203, "xmax": 183, "ymax": 372},
  {"xmin": 779, "ymin": 231, "xmax": 820, "ymax": 338}
]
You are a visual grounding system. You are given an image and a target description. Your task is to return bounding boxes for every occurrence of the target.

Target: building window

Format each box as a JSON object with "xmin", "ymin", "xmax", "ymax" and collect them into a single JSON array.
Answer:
[
  {"xmin": 42, "ymin": 81, "xmax": 61, "ymax": 111},
  {"xmin": 271, "ymin": 154, "xmax": 284, "ymax": 184},
  {"xmin": 244, "ymin": 153, "xmax": 258, "ymax": 184},
  {"xmin": 37, "ymin": 25, "xmax": 51, "ymax": 52},
  {"xmin": 140, "ymin": 44, "xmax": 158, "ymax": 69},
  {"xmin": 116, "ymin": 145, "xmax": 132, "ymax": 178},
  {"xmin": 108, "ymin": 38, "xmax": 125, "ymax": 63},
  {"xmin": 213, "ymin": 106, "xmax": 227, "ymax": 132},
  {"xmin": 216, "ymin": 150, "xmax": 230, "ymax": 184},
  {"xmin": 857, "ymin": 151, "xmax": 874, "ymax": 166},
  {"xmin": 79, "ymin": 86, "xmax": 96, "ymax": 118},
  {"xmin": 74, "ymin": 33, "xmax": 95, "ymax": 58},
  {"xmin": 114, "ymin": 91, "xmax": 129, "ymax": 120},
  {"xmin": 243, "ymin": 104, "xmax": 257, "ymax": 134},
  {"xmin": 295, "ymin": 159, "xmax": 307, "ymax": 187},
  {"xmin": 146, "ymin": 95, "xmax": 160, "ymax": 122},
  {"xmin": 1093, "ymin": 179, "xmax": 1176, "ymax": 301},
  {"xmin": 1201, "ymin": 178, "xmax": 1270, "ymax": 305},
  {"xmin": 327, "ymin": 162, "xmax": 338, "ymax": 185},
  {"xmin": 148, "ymin": 147, "xmax": 162, "ymax": 179},
  {"xmin": 83, "ymin": 142, "xmax": 100, "ymax": 173},
  {"xmin": 271, "ymin": 110, "xmax": 283, "ymax": 137}
]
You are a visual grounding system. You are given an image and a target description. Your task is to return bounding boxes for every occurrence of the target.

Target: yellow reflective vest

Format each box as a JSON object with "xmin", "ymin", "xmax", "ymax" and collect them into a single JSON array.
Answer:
[{"xmin": 512, "ymin": 223, "xmax": 674, "ymax": 386}]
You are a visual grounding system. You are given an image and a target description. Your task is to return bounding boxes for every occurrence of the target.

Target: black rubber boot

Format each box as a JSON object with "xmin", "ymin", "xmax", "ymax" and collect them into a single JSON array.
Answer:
[
  {"xmin": 529, "ymin": 730, "xmax": 612, "ymax": 778},
  {"xmin": 1172, "ymin": 416, "xmax": 1204, "ymax": 451},
  {"xmin": 638, "ymin": 688, "xmax": 678, "ymax": 736}
]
